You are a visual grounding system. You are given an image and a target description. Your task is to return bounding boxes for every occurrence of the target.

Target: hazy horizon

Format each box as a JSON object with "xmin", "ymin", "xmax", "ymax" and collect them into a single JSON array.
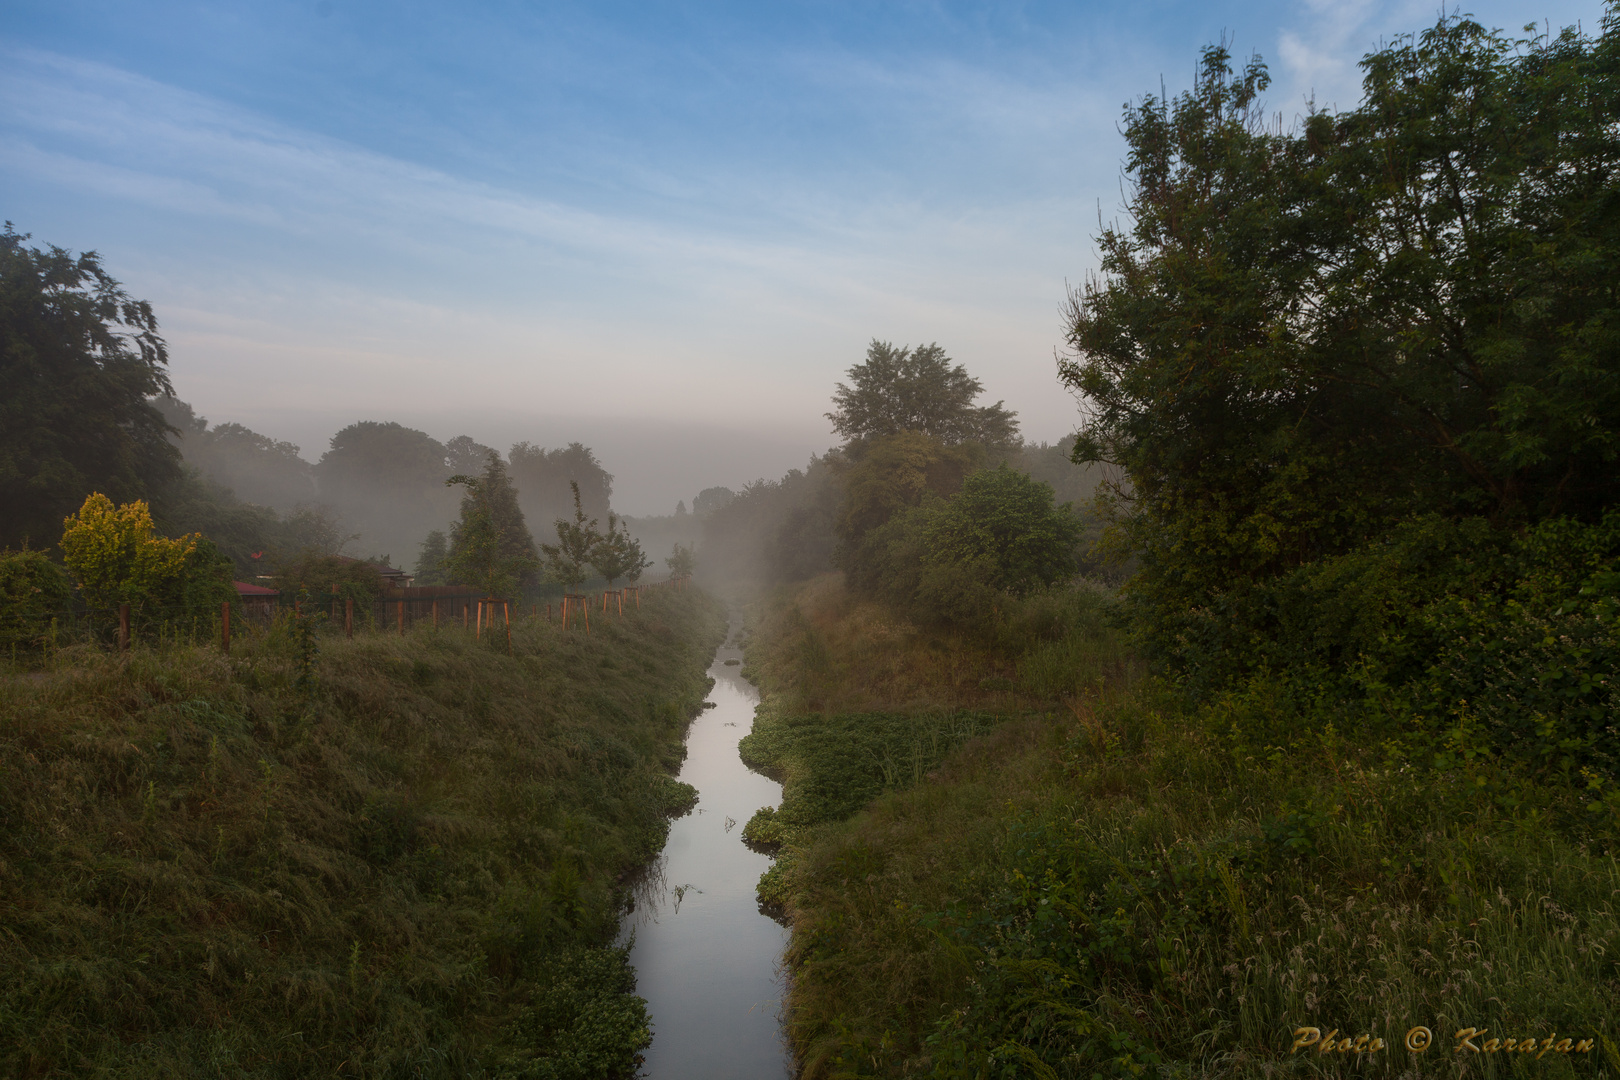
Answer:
[{"xmin": 5, "ymin": 0, "xmax": 1601, "ymax": 516}]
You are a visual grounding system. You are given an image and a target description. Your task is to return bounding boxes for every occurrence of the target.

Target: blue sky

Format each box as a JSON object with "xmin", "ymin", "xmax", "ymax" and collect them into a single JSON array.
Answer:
[{"xmin": 2, "ymin": 0, "xmax": 1602, "ymax": 512}]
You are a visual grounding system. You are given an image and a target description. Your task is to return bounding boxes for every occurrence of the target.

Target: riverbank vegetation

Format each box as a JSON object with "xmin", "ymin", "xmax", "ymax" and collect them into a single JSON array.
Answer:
[
  {"xmin": 0, "ymin": 587, "xmax": 724, "ymax": 1077},
  {"xmin": 748, "ymin": 8, "xmax": 1620, "ymax": 1077}
]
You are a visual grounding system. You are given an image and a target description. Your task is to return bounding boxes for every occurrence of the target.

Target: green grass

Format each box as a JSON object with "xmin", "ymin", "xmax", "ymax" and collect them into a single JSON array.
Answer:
[
  {"xmin": 745, "ymin": 579, "xmax": 1620, "ymax": 1079},
  {"xmin": 0, "ymin": 587, "xmax": 725, "ymax": 1078}
]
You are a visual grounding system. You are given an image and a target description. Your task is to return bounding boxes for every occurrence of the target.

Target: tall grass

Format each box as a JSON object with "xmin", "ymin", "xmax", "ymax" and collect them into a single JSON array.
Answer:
[
  {"xmin": 747, "ymin": 578, "xmax": 1620, "ymax": 1078},
  {"xmin": 0, "ymin": 589, "xmax": 725, "ymax": 1078}
]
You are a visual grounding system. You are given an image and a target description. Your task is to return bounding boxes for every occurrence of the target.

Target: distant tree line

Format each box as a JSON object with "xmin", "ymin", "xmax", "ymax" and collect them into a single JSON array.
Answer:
[
  {"xmin": 1, "ymin": 221, "xmax": 624, "ymax": 595},
  {"xmin": 691, "ymin": 337, "xmax": 1105, "ymax": 624}
]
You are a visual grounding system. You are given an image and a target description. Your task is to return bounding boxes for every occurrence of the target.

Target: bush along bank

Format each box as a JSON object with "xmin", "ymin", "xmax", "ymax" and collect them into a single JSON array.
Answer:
[
  {"xmin": 0, "ymin": 586, "xmax": 726, "ymax": 1078},
  {"xmin": 732, "ymin": 571, "xmax": 1130, "ymax": 975},
  {"xmin": 743, "ymin": 574, "xmax": 1620, "ymax": 1078}
]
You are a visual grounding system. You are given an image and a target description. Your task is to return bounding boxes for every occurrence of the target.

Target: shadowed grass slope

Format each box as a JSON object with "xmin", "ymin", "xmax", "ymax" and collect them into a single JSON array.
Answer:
[
  {"xmin": 0, "ymin": 587, "xmax": 725, "ymax": 1078},
  {"xmin": 749, "ymin": 581, "xmax": 1620, "ymax": 1079}
]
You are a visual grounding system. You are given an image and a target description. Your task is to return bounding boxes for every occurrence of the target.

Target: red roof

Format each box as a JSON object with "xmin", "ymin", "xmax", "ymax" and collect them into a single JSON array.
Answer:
[{"xmin": 234, "ymin": 581, "xmax": 279, "ymax": 596}]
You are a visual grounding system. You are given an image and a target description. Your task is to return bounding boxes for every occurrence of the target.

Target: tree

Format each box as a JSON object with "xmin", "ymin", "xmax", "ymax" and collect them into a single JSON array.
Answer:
[
  {"xmin": 850, "ymin": 467, "xmax": 1082, "ymax": 628},
  {"xmin": 1059, "ymin": 14, "xmax": 1620, "ymax": 667},
  {"xmin": 693, "ymin": 487, "xmax": 735, "ymax": 517},
  {"xmin": 59, "ymin": 493, "xmax": 234, "ymax": 619},
  {"xmin": 153, "ymin": 397, "xmax": 316, "ymax": 512},
  {"xmin": 922, "ymin": 467, "xmax": 1082, "ymax": 594},
  {"xmin": 590, "ymin": 513, "xmax": 653, "ymax": 585},
  {"xmin": 509, "ymin": 441, "xmax": 614, "ymax": 538},
  {"xmin": 836, "ymin": 431, "xmax": 981, "ymax": 555},
  {"xmin": 415, "ymin": 529, "xmax": 449, "ymax": 585},
  {"xmin": 0, "ymin": 225, "xmax": 181, "ymax": 549},
  {"xmin": 446, "ymin": 452, "xmax": 537, "ymax": 587},
  {"xmin": 444, "ymin": 466, "xmax": 537, "ymax": 599},
  {"xmin": 827, "ymin": 340, "xmax": 1020, "ymax": 450},
  {"xmin": 665, "ymin": 543, "xmax": 696, "ymax": 578},
  {"xmin": 540, "ymin": 481, "xmax": 603, "ymax": 592},
  {"xmin": 315, "ymin": 421, "xmax": 455, "ymax": 561},
  {"xmin": 444, "ymin": 434, "xmax": 498, "ymax": 477}
]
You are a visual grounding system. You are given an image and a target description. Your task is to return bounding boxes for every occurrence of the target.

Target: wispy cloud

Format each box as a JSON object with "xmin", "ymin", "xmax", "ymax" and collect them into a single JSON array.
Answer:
[{"xmin": 0, "ymin": 43, "xmax": 1093, "ymax": 461}]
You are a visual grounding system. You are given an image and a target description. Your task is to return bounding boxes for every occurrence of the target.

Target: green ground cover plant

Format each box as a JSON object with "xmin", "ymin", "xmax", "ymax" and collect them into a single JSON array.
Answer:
[
  {"xmin": 748, "ymin": 578, "xmax": 1620, "ymax": 1078},
  {"xmin": 0, "ymin": 586, "xmax": 724, "ymax": 1078}
]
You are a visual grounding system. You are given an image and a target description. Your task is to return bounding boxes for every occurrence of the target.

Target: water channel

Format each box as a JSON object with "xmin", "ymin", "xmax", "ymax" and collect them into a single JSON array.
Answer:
[{"xmin": 620, "ymin": 623, "xmax": 793, "ymax": 1079}]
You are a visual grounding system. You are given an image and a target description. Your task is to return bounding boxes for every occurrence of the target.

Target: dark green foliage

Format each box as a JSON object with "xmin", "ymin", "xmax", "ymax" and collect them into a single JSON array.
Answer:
[
  {"xmin": 540, "ymin": 481, "xmax": 604, "ymax": 591},
  {"xmin": 0, "ymin": 586, "xmax": 726, "ymax": 1076},
  {"xmin": 0, "ymin": 224, "xmax": 180, "ymax": 549},
  {"xmin": 448, "ymin": 453, "xmax": 539, "ymax": 592},
  {"xmin": 272, "ymin": 551, "xmax": 382, "ymax": 606},
  {"xmin": 741, "ymin": 711, "xmax": 999, "ymax": 841},
  {"xmin": 835, "ymin": 432, "xmax": 980, "ymax": 556},
  {"xmin": 850, "ymin": 465, "xmax": 1083, "ymax": 631},
  {"xmin": 0, "ymin": 547, "xmax": 72, "ymax": 650},
  {"xmin": 416, "ymin": 529, "xmax": 450, "ymax": 585},
  {"xmin": 493, "ymin": 947, "xmax": 651, "ymax": 1080},
  {"xmin": 1179, "ymin": 513, "xmax": 1620, "ymax": 778},
  {"xmin": 1061, "ymin": 13, "xmax": 1620, "ymax": 632},
  {"xmin": 828, "ymin": 340, "xmax": 1020, "ymax": 450},
  {"xmin": 590, "ymin": 514, "xmax": 652, "ymax": 585},
  {"xmin": 740, "ymin": 709, "xmax": 1000, "ymax": 908}
]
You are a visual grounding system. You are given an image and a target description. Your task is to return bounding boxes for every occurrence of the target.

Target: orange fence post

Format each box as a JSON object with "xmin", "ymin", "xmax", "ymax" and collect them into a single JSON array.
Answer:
[
  {"xmin": 504, "ymin": 601, "xmax": 513, "ymax": 654},
  {"xmin": 221, "ymin": 602, "xmax": 231, "ymax": 656}
]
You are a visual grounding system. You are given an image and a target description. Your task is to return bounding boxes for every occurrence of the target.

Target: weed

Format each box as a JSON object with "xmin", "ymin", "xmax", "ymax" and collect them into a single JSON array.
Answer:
[{"xmin": 0, "ymin": 586, "xmax": 725, "ymax": 1076}]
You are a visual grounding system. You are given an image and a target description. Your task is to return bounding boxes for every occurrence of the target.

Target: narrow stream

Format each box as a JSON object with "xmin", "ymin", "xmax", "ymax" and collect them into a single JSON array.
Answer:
[{"xmin": 620, "ymin": 624, "xmax": 792, "ymax": 1079}]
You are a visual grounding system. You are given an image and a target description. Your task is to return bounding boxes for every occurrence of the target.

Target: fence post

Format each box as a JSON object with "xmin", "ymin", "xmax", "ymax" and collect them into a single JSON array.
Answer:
[
  {"xmin": 432, "ymin": 599, "xmax": 439, "ymax": 629},
  {"xmin": 118, "ymin": 604, "xmax": 130, "ymax": 652},
  {"xmin": 345, "ymin": 597, "xmax": 354, "ymax": 638},
  {"xmin": 504, "ymin": 601, "xmax": 513, "ymax": 654},
  {"xmin": 463, "ymin": 603, "xmax": 469, "ymax": 629},
  {"xmin": 397, "ymin": 599, "xmax": 405, "ymax": 636},
  {"xmin": 221, "ymin": 602, "xmax": 231, "ymax": 656}
]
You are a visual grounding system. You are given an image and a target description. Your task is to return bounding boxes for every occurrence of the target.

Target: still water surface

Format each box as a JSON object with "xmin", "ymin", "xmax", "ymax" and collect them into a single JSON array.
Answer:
[{"xmin": 621, "ymin": 625, "xmax": 792, "ymax": 1079}]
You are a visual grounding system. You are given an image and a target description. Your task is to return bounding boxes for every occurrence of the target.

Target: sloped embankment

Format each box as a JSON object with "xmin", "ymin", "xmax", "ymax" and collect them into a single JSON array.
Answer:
[{"xmin": 0, "ymin": 588, "xmax": 725, "ymax": 1078}]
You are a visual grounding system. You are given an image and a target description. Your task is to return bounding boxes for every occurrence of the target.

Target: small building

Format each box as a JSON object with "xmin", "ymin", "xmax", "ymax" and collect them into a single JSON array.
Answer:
[{"xmin": 234, "ymin": 580, "xmax": 279, "ymax": 617}]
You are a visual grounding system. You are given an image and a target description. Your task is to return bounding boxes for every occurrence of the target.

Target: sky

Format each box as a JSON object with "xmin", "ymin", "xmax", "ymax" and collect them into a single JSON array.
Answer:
[{"xmin": 2, "ymin": 0, "xmax": 1603, "ymax": 514}]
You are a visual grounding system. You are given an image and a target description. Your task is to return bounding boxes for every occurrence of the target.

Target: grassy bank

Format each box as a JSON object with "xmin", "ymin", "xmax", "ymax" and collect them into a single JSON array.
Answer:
[
  {"xmin": 0, "ymin": 587, "xmax": 725, "ymax": 1078},
  {"xmin": 748, "ymin": 577, "xmax": 1620, "ymax": 1078}
]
